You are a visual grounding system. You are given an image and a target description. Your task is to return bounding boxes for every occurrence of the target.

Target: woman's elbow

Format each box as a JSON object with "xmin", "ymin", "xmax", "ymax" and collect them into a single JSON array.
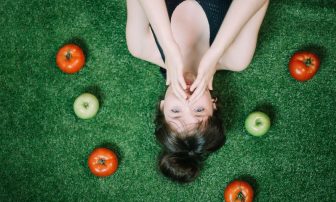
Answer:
[
  {"xmin": 126, "ymin": 40, "xmax": 142, "ymax": 58},
  {"xmin": 228, "ymin": 59, "xmax": 252, "ymax": 72}
]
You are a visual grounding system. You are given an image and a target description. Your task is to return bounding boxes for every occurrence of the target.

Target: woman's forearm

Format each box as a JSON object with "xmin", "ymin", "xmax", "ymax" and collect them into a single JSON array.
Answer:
[
  {"xmin": 138, "ymin": 0, "xmax": 177, "ymax": 52},
  {"xmin": 210, "ymin": 0, "xmax": 268, "ymax": 57}
]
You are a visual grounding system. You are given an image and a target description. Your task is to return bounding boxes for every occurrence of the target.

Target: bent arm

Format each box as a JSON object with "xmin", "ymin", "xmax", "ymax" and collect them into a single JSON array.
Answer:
[
  {"xmin": 136, "ymin": 0, "xmax": 187, "ymax": 99},
  {"xmin": 138, "ymin": 0, "xmax": 177, "ymax": 53},
  {"xmin": 209, "ymin": 0, "xmax": 268, "ymax": 57}
]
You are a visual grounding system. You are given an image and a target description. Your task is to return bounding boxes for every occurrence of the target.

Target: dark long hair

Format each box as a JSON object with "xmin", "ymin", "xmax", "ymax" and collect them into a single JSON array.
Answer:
[{"xmin": 154, "ymin": 103, "xmax": 225, "ymax": 183}]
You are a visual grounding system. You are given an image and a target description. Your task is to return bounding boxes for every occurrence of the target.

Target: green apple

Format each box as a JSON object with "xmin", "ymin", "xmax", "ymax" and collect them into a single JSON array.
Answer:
[
  {"xmin": 73, "ymin": 93, "xmax": 99, "ymax": 119},
  {"xmin": 245, "ymin": 111, "xmax": 270, "ymax": 137}
]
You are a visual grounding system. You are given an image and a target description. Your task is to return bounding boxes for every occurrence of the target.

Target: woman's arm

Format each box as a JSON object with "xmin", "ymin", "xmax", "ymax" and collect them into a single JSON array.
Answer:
[
  {"xmin": 138, "ymin": 0, "xmax": 187, "ymax": 99},
  {"xmin": 126, "ymin": 0, "xmax": 165, "ymax": 67},
  {"xmin": 137, "ymin": 0, "xmax": 175, "ymax": 52},
  {"xmin": 209, "ymin": 0, "xmax": 268, "ymax": 57},
  {"xmin": 189, "ymin": 0, "xmax": 269, "ymax": 103}
]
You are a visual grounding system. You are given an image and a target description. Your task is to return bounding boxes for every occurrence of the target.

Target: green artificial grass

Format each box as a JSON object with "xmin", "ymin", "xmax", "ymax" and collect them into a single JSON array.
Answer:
[{"xmin": 1, "ymin": 0, "xmax": 335, "ymax": 201}]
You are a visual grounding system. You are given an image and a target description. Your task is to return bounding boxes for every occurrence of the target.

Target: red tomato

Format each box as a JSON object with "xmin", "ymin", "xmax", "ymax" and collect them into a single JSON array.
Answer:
[
  {"xmin": 88, "ymin": 148, "xmax": 118, "ymax": 177},
  {"xmin": 224, "ymin": 180, "xmax": 254, "ymax": 202},
  {"xmin": 289, "ymin": 51, "xmax": 320, "ymax": 81},
  {"xmin": 56, "ymin": 44, "xmax": 85, "ymax": 74}
]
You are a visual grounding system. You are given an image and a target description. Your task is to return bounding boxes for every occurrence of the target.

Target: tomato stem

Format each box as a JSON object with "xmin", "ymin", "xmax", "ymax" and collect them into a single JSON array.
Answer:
[
  {"xmin": 237, "ymin": 192, "xmax": 246, "ymax": 202},
  {"xmin": 66, "ymin": 50, "xmax": 72, "ymax": 60},
  {"xmin": 98, "ymin": 159, "xmax": 105, "ymax": 165},
  {"xmin": 305, "ymin": 58, "xmax": 312, "ymax": 66}
]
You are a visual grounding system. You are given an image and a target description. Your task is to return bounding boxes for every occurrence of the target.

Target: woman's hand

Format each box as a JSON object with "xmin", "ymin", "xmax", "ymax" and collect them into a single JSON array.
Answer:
[
  {"xmin": 189, "ymin": 49, "xmax": 220, "ymax": 103},
  {"xmin": 164, "ymin": 44, "xmax": 187, "ymax": 100}
]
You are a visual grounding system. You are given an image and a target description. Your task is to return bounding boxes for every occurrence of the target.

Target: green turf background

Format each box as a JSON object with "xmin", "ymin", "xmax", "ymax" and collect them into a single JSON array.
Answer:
[{"xmin": 1, "ymin": 0, "xmax": 335, "ymax": 201}]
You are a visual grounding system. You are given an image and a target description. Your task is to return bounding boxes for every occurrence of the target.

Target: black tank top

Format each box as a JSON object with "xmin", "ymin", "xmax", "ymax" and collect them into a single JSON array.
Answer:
[
  {"xmin": 152, "ymin": 0, "xmax": 232, "ymax": 61},
  {"xmin": 151, "ymin": 0, "xmax": 232, "ymax": 77}
]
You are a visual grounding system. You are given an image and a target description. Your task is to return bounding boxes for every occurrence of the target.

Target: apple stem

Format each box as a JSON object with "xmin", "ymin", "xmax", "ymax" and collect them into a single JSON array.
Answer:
[
  {"xmin": 256, "ymin": 119, "xmax": 263, "ymax": 127},
  {"xmin": 83, "ymin": 102, "xmax": 89, "ymax": 109}
]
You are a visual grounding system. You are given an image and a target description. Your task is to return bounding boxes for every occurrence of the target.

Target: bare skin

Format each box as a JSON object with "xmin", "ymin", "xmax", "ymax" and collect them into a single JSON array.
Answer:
[{"xmin": 126, "ymin": 0, "xmax": 269, "ymax": 129}]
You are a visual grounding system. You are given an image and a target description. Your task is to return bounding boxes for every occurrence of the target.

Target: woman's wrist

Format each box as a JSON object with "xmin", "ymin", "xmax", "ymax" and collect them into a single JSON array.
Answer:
[
  {"xmin": 161, "ymin": 38, "xmax": 179, "ymax": 56},
  {"xmin": 207, "ymin": 46, "xmax": 224, "ymax": 61},
  {"xmin": 203, "ymin": 48, "xmax": 223, "ymax": 71},
  {"xmin": 160, "ymin": 40, "xmax": 179, "ymax": 57}
]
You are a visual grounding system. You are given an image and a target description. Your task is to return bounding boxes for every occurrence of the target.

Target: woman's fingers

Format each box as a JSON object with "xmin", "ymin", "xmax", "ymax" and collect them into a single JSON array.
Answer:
[
  {"xmin": 178, "ymin": 73, "xmax": 187, "ymax": 90},
  {"xmin": 172, "ymin": 81, "xmax": 187, "ymax": 100},
  {"xmin": 166, "ymin": 73, "xmax": 170, "ymax": 85},
  {"xmin": 189, "ymin": 88, "xmax": 204, "ymax": 104},
  {"xmin": 190, "ymin": 75, "xmax": 202, "ymax": 92},
  {"xmin": 189, "ymin": 81, "xmax": 205, "ymax": 104},
  {"xmin": 208, "ymin": 76, "xmax": 213, "ymax": 90}
]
